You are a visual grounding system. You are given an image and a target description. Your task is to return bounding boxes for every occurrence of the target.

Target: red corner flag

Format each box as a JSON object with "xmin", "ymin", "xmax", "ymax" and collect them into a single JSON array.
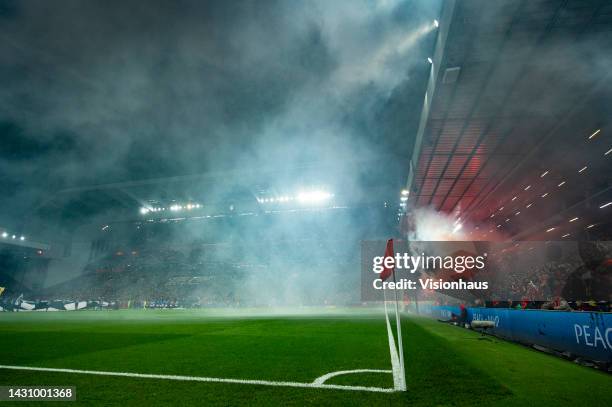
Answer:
[{"xmin": 380, "ymin": 238, "xmax": 395, "ymax": 281}]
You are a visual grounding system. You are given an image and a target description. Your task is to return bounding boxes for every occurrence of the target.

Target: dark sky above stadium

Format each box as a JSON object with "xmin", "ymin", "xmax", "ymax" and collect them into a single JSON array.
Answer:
[{"xmin": 0, "ymin": 0, "xmax": 440, "ymax": 229}]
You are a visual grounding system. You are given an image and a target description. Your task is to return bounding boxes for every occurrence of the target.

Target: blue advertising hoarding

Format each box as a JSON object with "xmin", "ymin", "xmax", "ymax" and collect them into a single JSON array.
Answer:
[{"xmin": 421, "ymin": 305, "xmax": 612, "ymax": 363}]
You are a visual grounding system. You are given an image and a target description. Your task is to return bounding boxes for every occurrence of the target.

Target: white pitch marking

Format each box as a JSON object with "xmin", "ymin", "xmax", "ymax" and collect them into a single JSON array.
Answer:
[
  {"xmin": 0, "ymin": 365, "xmax": 396, "ymax": 393},
  {"xmin": 312, "ymin": 369, "xmax": 392, "ymax": 385},
  {"xmin": 383, "ymin": 301, "xmax": 404, "ymax": 390}
]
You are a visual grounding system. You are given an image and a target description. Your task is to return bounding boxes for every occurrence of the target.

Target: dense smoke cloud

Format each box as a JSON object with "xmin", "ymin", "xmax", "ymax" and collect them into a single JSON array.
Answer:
[
  {"xmin": 0, "ymin": 1, "xmax": 443, "ymax": 304},
  {"xmin": 407, "ymin": 207, "xmax": 509, "ymax": 242},
  {"xmin": 408, "ymin": 207, "xmax": 465, "ymax": 241},
  {"xmin": 0, "ymin": 0, "xmax": 440, "ymax": 231}
]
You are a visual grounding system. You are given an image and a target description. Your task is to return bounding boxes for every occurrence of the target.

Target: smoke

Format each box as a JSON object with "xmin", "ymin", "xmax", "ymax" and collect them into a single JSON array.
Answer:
[
  {"xmin": 5, "ymin": 1, "xmax": 609, "ymax": 306},
  {"xmin": 408, "ymin": 207, "xmax": 465, "ymax": 241},
  {"xmin": 0, "ymin": 0, "xmax": 440, "ymax": 231},
  {"xmin": 407, "ymin": 207, "xmax": 508, "ymax": 242},
  {"xmin": 0, "ymin": 0, "xmax": 444, "ymax": 305}
]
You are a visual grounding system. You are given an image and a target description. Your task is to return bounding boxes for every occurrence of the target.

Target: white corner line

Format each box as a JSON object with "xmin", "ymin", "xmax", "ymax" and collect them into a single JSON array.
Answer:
[
  {"xmin": 312, "ymin": 369, "xmax": 392, "ymax": 385},
  {"xmin": 384, "ymin": 302, "xmax": 404, "ymax": 391},
  {"xmin": 0, "ymin": 365, "xmax": 397, "ymax": 393}
]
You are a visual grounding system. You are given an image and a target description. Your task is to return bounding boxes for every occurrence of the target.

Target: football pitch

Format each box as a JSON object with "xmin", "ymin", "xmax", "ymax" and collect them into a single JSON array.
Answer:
[{"xmin": 0, "ymin": 309, "xmax": 610, "ymax": 406}]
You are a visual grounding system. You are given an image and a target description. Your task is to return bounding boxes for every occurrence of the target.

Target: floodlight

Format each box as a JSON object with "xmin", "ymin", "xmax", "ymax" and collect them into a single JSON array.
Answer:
[
  {"xmin": 433, "ymin": 19, "xmax": 439, "ymax": 28},
  {"xmin": 1, "ymin": 232, "xmax": 7, "ymax": 238},
  {"xmin": 588, "ymin": 129, "xmax": 600, "ymax": 139},
  {"xmin": 20, "ymin": 236, "xmax": 25, "ymax": 241},
  {"xmin": 296, "ymin": 190, "xmax": 333, "ymax": 204},
  {"xmin": 427, "ymin": 57, "xmax": 433, "ymax": 64}
]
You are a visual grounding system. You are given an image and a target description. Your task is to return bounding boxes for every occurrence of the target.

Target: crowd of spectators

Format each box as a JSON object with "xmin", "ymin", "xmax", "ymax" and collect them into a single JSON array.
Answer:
[
  {"xmin": 43, "ymin": 246, "xmax": 244, "ymax": 307},
  {"xmin": 424, "ymin": 241, "xmax": 611, "ymax": 312},
  {"xmin": 39, "ymin": 235, "xmax": 358, "ymax": 308}
]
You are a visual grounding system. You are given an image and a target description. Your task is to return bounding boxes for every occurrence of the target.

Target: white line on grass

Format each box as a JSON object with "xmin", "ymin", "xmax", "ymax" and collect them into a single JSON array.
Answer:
[
  {"xmin": 312, "ymin": 369, "xmax": 391, "ymax": 385},
  {"xmin": 0, "ymin": 365, "xmax": 397, "ymax": 393},
  {"xmin": 384, "ymin": 301, "xmax": 404, "ymax": 390}
]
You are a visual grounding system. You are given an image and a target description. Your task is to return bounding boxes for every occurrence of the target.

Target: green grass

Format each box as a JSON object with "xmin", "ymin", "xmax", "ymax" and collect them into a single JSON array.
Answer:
[{"xmin": 0, "ymin": 309, "xmax": 609, "ymax": 406}]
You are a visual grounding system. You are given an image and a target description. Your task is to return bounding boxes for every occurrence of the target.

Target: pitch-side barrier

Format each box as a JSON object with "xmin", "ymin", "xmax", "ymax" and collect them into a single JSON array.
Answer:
[{"xmin": 419, "ymin": 304, "xmax": 612, "ymax": 364}]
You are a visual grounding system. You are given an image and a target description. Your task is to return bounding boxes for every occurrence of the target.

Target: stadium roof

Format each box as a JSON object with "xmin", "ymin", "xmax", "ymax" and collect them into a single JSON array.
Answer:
[{"xmin": 406, "ymin": 0, "xmax": 612, "ymax": 240}]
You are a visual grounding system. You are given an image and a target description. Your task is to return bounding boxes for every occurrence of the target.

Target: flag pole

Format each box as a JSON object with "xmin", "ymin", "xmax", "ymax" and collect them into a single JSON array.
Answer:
[
  {"xmin": 383, "ymin": 284, "xmax": 388, "ymax": 317},
  {"xmin": 381, "ymin": 238, "xmax": 406, "ymax": 390},
  {"xmin": 392, "ymin": 270, "xmax": 406, "ymax": 390}
]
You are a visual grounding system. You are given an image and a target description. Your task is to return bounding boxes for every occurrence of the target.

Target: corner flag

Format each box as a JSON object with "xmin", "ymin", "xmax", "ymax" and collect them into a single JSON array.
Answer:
[
  {"xmin": 380, "ymin": 238, "xmax": 395, "ymax": 281},
  {"xmin": 380, "ymin": 238, "xmax": 406, "ymax": 391}
]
